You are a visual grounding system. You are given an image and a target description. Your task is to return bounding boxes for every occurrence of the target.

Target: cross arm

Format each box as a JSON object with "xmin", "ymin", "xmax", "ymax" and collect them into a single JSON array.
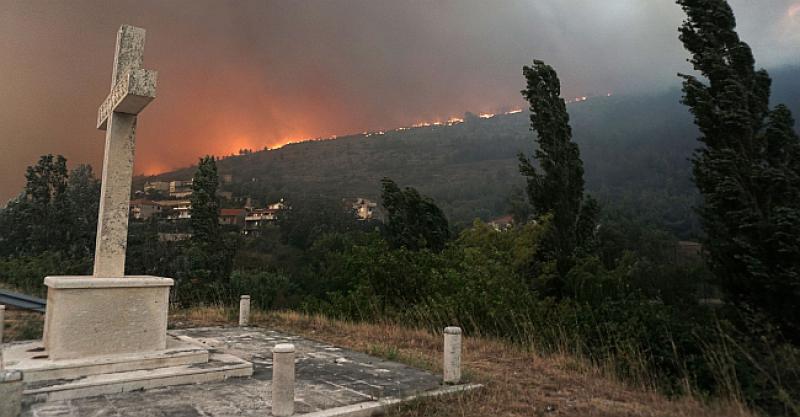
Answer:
[{"xmin": 97, "ymin": 68, "xmax": 158, "ymax": 130}]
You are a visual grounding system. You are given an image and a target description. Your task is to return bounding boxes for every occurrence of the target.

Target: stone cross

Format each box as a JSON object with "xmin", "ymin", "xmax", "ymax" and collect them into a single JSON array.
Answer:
[{"xmin": 93, "ymin": 25, "xmax": 158, "ymax": 277}]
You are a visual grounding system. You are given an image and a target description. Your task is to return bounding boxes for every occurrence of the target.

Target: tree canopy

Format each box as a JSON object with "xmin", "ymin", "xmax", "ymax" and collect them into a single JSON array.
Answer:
[
  {"xmin": 518, "ymin": 60, "xmax": 599, "ymax": 291},
  {"xmin": 678, "ymin": 0, "xmax": 800, "ymax": 341},
  {"xmin": 380, "ymin": 178, "xmax": 450, "ymax": 252}
]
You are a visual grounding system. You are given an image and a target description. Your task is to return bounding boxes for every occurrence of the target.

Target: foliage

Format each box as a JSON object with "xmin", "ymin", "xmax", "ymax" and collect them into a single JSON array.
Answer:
[
  {"xmin": 380, "ymin": 178, "xmax": 450, "ymax": 252},
  {"xmin": 0, "ymin": 251, "xmax": 91, "ymax": 296},
  {"xmin": 677, "ymin": 0, "xmax": 800, "ymax": 342},
  {"xmin": 65, "ymin": 165, "xmax": 100, "ymax": 258},
  {"xmin": 180, "ymin": 156, "xmax": 237, "ymax": 303},
  {"xmin": 277, "ymin": 196, "xmax": 371, "ymax": 250},
  {"xmin": 191, "ymin": 156, "xmax": 221, "ymax": 246},
  {"xmin": 0, "ymin": 156, "xmax": 99, "ymax": 259},
  {"xmin": 229, "ymin": 270, "xmax": 294, "ymax": 310},
  {"xmin": 1, "ymin": 161, "xmax": 797, "ymax": 413}
]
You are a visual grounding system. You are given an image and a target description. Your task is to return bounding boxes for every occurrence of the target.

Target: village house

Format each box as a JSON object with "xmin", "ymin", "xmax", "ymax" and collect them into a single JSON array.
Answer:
[
  {"xmin": 267, "ymin": 199, "xmax": 287, "ymax": 211},
  {"xmin": 130, "ymin": 199, "xmax": 161, "ymax": 220},
  {"xmin": 169, "ymin": 180, "xmax": 193, "ymax": 198},
  {"xmin": 219, "ymin": 208, "xmax": 247, "ymax": 226},
  {"xmin": 143, "ymin": 181, "xmax": 169, "ymax": 194},
  {"xmin": 243, "ymin": 208, "xmax": 279, "ymax": 235},
  {"xmin": 488, "ymin": 214, "xmax": 514, "ymax": 231},
  {"xmin": 242, "ymin": 200, "xmax": 286, "ymax": 235},
  {"xmin": 351, "ymin": 198, "xmax": 378, "ymax": 220},
  {"xmin": 156, "ymin": 199, "xmax": 192, "ymax": 220}
]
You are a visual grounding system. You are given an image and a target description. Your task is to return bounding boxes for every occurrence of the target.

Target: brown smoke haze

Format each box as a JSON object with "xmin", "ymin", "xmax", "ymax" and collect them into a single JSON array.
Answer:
[{"xmin": 1, "ymin": 0, "xmax": 799, "ymax": 203}]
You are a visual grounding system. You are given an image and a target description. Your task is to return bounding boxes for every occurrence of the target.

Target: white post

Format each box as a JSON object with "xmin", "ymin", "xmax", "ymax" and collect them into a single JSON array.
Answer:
[
  {"xmin": 0, "ymin": 305, "xmax": 5, "ymax": 344},
  {"xmin": 272, "ymin": 343, "xmax": 295, "ymax": 417},
  {"xmin": 239, "ymin": 295, "xmax": 251, "ymax": 326},
  {"xmin": 0, "ymin": 370, "xmax": 23, "ymax": 417},
  {"xmin": 443, "ymin": 326, "xmax": 462, "ymax": 384}
]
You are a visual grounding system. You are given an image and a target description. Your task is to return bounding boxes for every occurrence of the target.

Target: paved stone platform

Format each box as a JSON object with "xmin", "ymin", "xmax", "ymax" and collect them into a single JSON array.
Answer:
[{"xmin": 23, "ymin": 326, "xmax": 468, "ymax": 416}]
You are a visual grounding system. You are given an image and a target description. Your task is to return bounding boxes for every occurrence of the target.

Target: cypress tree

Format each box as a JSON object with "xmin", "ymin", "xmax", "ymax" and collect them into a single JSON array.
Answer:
[
  {"xmin": 190, "ymin": 156, "xmax": 221, "ymax": 246},
  {"xmin": 518, "ymin": 60, "xmax": 598, "ymax": 292},
  {"xmin": 678, "ymin": 0, "xmax": 800, "ymax": 339}
]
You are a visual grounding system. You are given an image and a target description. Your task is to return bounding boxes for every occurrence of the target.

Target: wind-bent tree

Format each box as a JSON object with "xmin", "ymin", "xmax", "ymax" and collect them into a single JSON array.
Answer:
[
  {"xmin": 380, "ymin": 178, "xmax": 450, "ymax": 252},
  {"xmin": 678, "ymin": 0, "xmax": 800, "ymax": 339},
  {"xmin": 518, "ymin": 60, "xmax": 598, "ymax": 293}
]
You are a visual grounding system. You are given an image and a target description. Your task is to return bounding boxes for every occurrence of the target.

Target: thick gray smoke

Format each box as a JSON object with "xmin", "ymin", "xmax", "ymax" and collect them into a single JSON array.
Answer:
[{"xmin": 1, "ymin": 0, "xmax": 798, "ymax": 203}]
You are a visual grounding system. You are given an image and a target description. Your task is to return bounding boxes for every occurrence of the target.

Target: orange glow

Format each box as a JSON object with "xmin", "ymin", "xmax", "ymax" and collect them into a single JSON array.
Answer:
[
  {"xmin": 789, "ymin": 3, "xmax": 800, "ymax": 17},
  {"xmin": 134, "ymin": 100, "xmax": 599, "ymax": 177}
]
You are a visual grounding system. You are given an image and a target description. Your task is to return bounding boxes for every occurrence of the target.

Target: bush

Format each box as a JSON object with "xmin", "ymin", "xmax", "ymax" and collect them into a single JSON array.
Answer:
[
  {"xmin": 0, "ymin": 251, "xmax": 91, "ymax": 296},
  {"xmin": 230, "ymin": 270, "xmax": 295, "ymax": 310}
]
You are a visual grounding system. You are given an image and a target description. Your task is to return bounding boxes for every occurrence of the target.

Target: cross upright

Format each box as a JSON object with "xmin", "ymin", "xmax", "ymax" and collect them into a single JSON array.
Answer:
[{"xmin": 93, "ymin": 25, "xmax": 158, "ymax": 277}]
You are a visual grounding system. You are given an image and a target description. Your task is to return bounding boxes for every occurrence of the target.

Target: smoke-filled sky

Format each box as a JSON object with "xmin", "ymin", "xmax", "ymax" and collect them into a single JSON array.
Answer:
[{"xmin": 1, "ymin": 0, "xmax": 799, "ymax": 203}]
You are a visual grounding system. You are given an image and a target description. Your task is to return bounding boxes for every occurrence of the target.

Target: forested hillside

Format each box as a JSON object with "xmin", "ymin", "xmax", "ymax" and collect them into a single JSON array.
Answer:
[{"xmin": 142, "ymin": 66, "xmax": 800, "ymax": 237}]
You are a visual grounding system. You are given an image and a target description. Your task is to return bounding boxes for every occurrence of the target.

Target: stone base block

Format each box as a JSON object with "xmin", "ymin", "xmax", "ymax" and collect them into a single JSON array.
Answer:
[
  {"xmin": 3, "ymin": 334, "xmax": 254, "ymax": 403},
  {"xmin": 43, "ymin": 275, "xmax": 173, "ymax": 360},
  {"xmin": 0, "ymin": 370, "xmax": 23, "ymax": 417},
  {"xmin": 24, "ymin": 352, "xmax": 252, "ymax": 402},
  {"xmin": 3, "ymin": 335, "xmax": 208, "ymax": 382}
]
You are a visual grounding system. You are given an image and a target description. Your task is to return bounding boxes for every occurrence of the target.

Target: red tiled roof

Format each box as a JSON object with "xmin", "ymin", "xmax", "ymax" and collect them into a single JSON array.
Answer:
[{"xmin": 489, "ymin": 214, "xmax": 514, "ymax": 225}]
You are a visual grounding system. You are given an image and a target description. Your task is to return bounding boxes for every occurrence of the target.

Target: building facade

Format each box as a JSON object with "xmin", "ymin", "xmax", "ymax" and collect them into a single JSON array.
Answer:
[{"xmin": 130, "ymin": 199, "xmax": 161, "ymax": 220}]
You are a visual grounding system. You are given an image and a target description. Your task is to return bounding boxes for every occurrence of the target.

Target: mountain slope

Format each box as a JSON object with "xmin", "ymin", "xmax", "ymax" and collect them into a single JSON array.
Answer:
[{"xmin": 141, "ymin": 67, "xmax": 800, "ymax": 236}]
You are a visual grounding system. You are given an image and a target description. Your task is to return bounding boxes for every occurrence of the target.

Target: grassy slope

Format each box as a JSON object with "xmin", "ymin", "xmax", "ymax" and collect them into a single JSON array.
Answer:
[
  {"xmin": 1, "ymin": 307, "xmax": 754, "ymax": 415},
  {"xmin": 169, "ymin": 308, "xmax": 752, "ymax": 417}
]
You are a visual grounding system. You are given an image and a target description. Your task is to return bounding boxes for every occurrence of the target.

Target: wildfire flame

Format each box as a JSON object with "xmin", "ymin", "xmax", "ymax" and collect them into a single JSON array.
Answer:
[{"xmin": 226, "ymin": 97, "xmax": 600, "ymax": 156}]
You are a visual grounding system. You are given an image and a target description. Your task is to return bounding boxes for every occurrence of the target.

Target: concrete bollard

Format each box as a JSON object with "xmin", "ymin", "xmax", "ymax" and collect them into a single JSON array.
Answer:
[
  {"xmin": 443, "ymin": 326, "xmax": 462, "ymax": 384},
  {"xmin": 0, "ymin": 370, "xmax": 23, "ymax": 417},
  {"xmin": 239, "ymin": 295, "xmax": 250, "ymax": 326},
  {"xmin": 0, "ymin": 305, "xmax": 5, "ymax": 344},
  {"xmin": 272, "ymin": 343, "xmax": 295, "ymax": 416}
]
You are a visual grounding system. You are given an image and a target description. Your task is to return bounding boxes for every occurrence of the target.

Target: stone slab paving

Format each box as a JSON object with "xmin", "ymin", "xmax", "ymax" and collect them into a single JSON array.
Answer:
[{"xmin": 23, "ymin": 327, "xmax": 444, "ymax": 416}]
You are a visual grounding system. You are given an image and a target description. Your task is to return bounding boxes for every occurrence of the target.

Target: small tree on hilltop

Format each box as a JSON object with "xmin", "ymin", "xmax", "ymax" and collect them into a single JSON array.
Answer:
[
  {"xmin": 677, "ymin": 0, "xmax": 800, "ymax": 339},
  {"xmin": 380, "ymin": 178, "xmax": 450, "ymax": 252},
  {"xmin": 518, "ymin": 60, "xmax": 598, "ymax": 294}
]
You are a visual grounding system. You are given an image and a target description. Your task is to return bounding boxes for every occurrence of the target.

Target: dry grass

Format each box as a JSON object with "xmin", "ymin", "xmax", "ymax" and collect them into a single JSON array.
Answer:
[
  {"xmin": 172, "ymin": 307, "xmax": 755, "ymax": 417},
  {"xmin": 2, "ymin": 307, "xmax": 754, "ymax": 416},
  {"xmin": 2, "ymin": 309, "xmax": 43, "ymax": 342}
]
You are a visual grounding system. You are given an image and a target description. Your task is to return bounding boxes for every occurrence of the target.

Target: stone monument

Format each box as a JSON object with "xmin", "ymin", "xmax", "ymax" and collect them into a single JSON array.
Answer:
[
  {"xmin": 42, "ymin": 24, "xmax": 167, "ymax": 361},
  {"xmin": 3, "ymin": 25, "xmax": 251, "ymax": 403}
]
